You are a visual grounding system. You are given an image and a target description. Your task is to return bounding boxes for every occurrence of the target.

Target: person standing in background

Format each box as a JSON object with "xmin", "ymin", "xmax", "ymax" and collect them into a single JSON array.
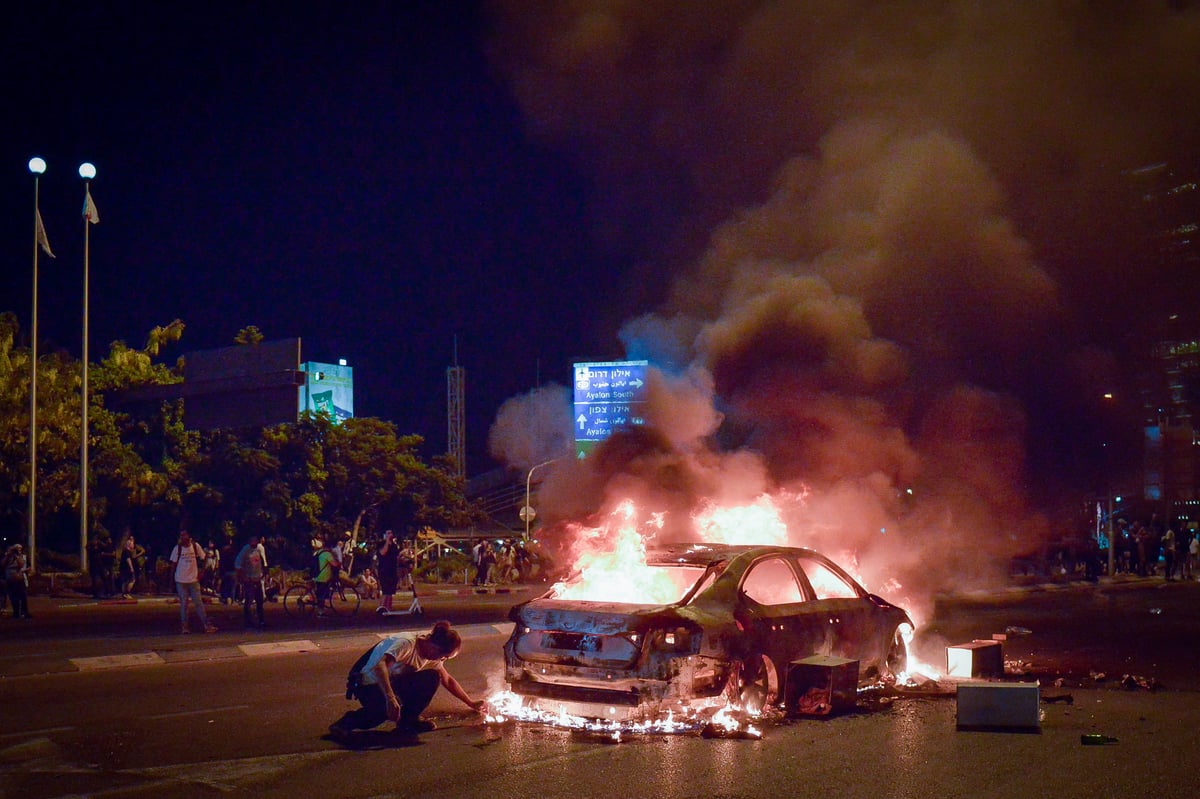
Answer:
[
  {"xmin": 170, "ymin": 530, "xmax": 216, "ymax": 634},
  {"xmin": 376, "ymin": 530, "xmax": 400, "ymax": 613}
]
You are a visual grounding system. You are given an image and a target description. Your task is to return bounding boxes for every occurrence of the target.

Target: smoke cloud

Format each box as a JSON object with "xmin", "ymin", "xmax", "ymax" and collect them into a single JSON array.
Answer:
[{"xmin": 483, "ymin": 1, "xmax": 1200, "ymax": 599}]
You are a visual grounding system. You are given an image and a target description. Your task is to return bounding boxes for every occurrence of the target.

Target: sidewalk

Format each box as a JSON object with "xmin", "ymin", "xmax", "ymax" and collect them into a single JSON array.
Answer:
[{"xmin": 32, "ymin": 579, "xmax": 536, "ymax": 607}]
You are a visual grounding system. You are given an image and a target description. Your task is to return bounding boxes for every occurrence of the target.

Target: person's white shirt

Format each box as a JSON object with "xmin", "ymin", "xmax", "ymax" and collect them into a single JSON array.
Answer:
[{"xmin": 171, "ymin": 540, "xmax": 203, "ymax": 583}]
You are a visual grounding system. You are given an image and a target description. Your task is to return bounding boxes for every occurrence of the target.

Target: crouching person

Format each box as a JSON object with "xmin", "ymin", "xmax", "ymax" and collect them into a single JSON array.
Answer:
[{"xmin": 329, "ymin": 620, "xmax": 486, "ymax": 738}]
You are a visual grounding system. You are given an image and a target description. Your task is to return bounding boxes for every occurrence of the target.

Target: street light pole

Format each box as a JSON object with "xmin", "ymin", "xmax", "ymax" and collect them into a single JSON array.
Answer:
[
  {"xmin": 524, "ymin": 459, "xmax": 558, "ymax": 541},
  {"xmin": 28, "ymin": 156, "xmax": 47, "ymax": 573},
  {"xmin": 79, "ymin": 162, "xmax": 97, "ymax": 572}
]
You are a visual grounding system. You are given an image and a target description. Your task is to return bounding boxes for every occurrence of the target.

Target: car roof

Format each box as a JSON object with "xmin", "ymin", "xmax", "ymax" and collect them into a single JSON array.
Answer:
[{"xmin": 645, "ymin": 543, "xmax": 823, "ymax": 567}]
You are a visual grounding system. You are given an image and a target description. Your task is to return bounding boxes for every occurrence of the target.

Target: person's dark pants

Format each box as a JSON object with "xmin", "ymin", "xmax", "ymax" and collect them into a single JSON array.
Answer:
[
  {"xmin": 7, "ymin": 580, "xmax": 30, "ymax": 618},
  {"xmin": 315, "ymin": 580, "xmax": 334, "ymax": 612},
  {"xmin": 332, "ymin": 669, "xmax": 440, "ymax": 731},
  {"xmin": 91, "ymin": 568, "xmax": 113, "ymax": 598},
  {"xmin": 221, "ymin": 571, "xmax": 238, "ymax": 604},
  {"xmin": 242, "ymin": 580, "xmax": 265, "ymax": 626}
]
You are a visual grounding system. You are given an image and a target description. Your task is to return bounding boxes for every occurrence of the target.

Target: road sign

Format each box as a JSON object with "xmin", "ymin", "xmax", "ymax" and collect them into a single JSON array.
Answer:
[
  {"xmin": 519, "ymin": 505, "xmax": 536, "ymax": 522},
  {"xmin": 573, "ymin": 360, "xmax": 648, "ymax": 457}
]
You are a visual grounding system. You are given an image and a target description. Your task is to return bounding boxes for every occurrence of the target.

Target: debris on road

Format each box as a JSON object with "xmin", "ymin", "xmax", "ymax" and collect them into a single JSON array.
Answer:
[{"xmin": 1119, "ymin": 674, "xmax": 1159, "ymax": 691}]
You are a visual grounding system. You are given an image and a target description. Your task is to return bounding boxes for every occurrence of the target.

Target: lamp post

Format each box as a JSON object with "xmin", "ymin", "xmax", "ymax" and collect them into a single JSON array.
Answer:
[
  {"xmin": 27, "ymin": 156, "xmax": 47, "ymax": 573},
  {"xmin": 79, "ymin": 162, "xmax": 97, "ymax": 572},
  {"xmin": 523, "ymin": 459, "xmax": 559, "ymax": 541},
  {"xmin": 1101, "ymin": 391, "xmax": 1116, "ymax": 579}
]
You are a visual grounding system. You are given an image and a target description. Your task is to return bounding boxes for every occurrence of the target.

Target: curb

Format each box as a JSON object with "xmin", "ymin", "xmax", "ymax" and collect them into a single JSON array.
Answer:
[
  {"xmin": 54, "ymin": 622, "xmax": 515, "ymax": 676},
  {"xmin": 58, "ymin": 584, "xmax": 534, "ymax": 607}
]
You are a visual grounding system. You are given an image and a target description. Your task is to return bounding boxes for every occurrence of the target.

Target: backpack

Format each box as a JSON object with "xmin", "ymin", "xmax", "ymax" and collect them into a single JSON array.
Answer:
[
  {"xmin": 242, "ymin": 547, "xmax": 264, "ymax": 581},
  {"xmin": 311, "ymin": 548, "xmax": 326, "ymax": 579},
  {"xmin": 345, "ymin": 642, "xmax": 378, "ymax": 699}
]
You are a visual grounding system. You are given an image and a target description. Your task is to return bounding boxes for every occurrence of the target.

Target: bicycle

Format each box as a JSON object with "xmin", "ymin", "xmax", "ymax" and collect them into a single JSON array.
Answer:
[{"xmin": 283, "ymin": 576, "xmax": 360, "ymax": 618}]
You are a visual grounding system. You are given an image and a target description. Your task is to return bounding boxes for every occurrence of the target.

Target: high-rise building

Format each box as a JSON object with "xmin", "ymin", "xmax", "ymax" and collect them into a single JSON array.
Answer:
[{"xmin": 1133, "ymin": 162, "xmax": 1200, "ymax": 517}]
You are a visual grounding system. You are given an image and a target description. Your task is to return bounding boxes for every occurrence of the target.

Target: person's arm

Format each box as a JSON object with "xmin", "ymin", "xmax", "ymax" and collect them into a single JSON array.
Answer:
[
  {"xmin": 438, "ymin": 665, "xmax": 486, "ymax": 712},
  {"xmin": 372, "ymin": 655, "xmax": 403, "ymax": 721}
]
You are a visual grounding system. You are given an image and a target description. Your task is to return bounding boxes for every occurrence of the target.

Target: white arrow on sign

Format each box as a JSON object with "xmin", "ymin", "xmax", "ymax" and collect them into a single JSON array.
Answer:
[
  {"xmin": 576, "ymin": 414, "xmax": 587, "ymax": 429},
  {"xmin": 630, "ymin": 378, "xmax": 644, "ymax": 388}
]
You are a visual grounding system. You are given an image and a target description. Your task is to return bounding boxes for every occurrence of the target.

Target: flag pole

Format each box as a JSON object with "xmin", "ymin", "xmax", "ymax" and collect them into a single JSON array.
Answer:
[
  {"xmin": 28, "ymin": 157, "xmax": 47, "ymax": 573},
  {"xmin": 79, "ymin": 162, "xmax": 97, "ymax": 572}
]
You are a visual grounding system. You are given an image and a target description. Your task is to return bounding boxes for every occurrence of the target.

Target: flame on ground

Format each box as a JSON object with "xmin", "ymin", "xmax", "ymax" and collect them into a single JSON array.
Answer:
[
  {"xmin": 484, "ymin": 690, "xmax": 762, "ymax": 740},
  {"xmin": 895, "ymin": 623, "xmax": 943, "ymax": 684}
]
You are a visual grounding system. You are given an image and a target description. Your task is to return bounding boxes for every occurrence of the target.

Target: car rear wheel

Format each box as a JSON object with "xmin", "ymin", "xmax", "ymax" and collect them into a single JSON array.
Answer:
[
  {"xmin": 737, "ymin": 654, "xmax": 779, "ymax": 712},
  {"xmin": 884, "ymin": 625, "xmax": 909, "ymax": 681}
]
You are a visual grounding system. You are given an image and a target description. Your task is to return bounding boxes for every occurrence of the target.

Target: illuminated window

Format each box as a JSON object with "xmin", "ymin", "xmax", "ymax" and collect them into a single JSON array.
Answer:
[
  {"xmin": 741, "ymin": 558, "xmax": 803, "ymax": 605},
  {"xmin": 798, "ymin": 559, "xmax": 860, "ymax": 600}
]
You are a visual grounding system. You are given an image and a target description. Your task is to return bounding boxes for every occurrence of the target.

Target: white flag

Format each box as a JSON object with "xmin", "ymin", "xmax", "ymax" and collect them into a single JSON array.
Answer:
[
  {"xmin": 83, "ymin": 192, "xmax": 100, "ymax": 225},
  {"xmin": 35, "ymin": 208, "xmax": 56, "ymax": 258}
]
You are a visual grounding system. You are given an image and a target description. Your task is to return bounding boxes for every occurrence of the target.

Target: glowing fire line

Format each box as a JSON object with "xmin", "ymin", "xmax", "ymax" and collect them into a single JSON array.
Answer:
[{"xmin": 484, "ymin": 690, "xmax": 762, "ymax": 740}]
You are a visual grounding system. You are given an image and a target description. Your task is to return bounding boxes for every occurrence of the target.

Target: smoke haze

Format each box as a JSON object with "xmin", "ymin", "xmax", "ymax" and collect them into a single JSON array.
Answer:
[{"xmin": 483, "ymin": 1, "xmax": 1200, "ymax": 599}]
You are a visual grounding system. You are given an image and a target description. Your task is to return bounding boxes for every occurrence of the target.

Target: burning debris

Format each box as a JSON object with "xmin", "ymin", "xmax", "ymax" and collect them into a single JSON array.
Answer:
[
  {"xmin": 484, "ymin": 690, "xmax": 763, "ymax": 741},
  {"xmin": 1119, "ymin": 674, "xmax": 1159, "ymax": 692}
]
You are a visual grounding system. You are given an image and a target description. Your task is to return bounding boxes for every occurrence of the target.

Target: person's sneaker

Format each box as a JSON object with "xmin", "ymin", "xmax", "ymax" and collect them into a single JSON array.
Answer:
[
  {"xmin": 328, "ymin": 722, "xmax": 352, "ymax": 739},
  {"xmin": 395, "ymin": 718, "xmax": 436, "ymax": 734},
  {"xmin": 204, "ymin": 624, "xmax": 218, "ymax": 633},
  {"xmin": 181, "ymin": 626, "xmax": 190, "ymax": 634}
]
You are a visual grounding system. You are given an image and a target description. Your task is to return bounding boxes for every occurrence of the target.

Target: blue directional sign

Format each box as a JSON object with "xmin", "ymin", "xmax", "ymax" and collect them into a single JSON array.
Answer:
[{"xmin": 573, "ymin": 360, "xmax": 649, "ymax": 458}]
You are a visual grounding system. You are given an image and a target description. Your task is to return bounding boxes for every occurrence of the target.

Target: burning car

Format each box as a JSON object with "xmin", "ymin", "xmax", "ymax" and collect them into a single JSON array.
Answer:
[{"xmin": 503, "ymin": 543, "xmax": 913, "ymax": 721}]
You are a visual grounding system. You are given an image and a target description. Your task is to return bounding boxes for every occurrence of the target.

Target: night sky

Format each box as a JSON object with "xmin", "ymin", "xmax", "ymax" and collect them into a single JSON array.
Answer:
[
  {"xmin": 5, "ymin": 1, "xmax": 1200, "ymax": 566},
  {"xmin": 2, "ymin": 2, "xmax": 623, "ymax": 474}
]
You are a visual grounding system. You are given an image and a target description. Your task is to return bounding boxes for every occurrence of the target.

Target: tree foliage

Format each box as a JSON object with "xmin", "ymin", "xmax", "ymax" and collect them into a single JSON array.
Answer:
[{"xmin": 0, "ymin": 313, "xmax": 485, "ymax": 570}]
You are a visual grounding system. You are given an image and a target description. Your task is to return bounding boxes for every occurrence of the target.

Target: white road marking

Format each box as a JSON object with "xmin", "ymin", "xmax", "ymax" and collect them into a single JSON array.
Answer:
[
  {"xmin": 0, "ymin": 726, "xmax": 74, "ymax": 740},
  {"xmin": 70, "ymin": 652, "xmax": 166, "ymax": 671},
  {"xmin": 238, "ymin": 639, "xmax": 318, "ymax": 656},
  {"xmin": 146, "ymin": 704, "xmax": 252, "ymax": 720}
]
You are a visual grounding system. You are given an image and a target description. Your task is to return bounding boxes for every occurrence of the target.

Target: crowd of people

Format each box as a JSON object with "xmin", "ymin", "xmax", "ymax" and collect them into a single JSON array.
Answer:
[
  {"xmin": 1109, "ymin": 516, "xmax": 1200, "ymax": 581},
  {"xmin": 470, "ymin": 538, "xmax": 534, "ymax": 586},
  {"xmin": 3, "ymin": 526, "xmax": 552, "ymax": 622}
]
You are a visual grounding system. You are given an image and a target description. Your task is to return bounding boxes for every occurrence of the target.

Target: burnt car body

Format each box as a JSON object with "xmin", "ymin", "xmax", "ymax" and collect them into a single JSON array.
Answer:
[{"xmin": 503, "ymin": 543, "xmax": 913, "ymax": 721}]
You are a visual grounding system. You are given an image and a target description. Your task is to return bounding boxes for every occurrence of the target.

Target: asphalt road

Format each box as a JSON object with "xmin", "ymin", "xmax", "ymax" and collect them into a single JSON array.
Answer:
[{"xmin": 1, "ymin": 577, "xmax": 1198, "ymax": 799}]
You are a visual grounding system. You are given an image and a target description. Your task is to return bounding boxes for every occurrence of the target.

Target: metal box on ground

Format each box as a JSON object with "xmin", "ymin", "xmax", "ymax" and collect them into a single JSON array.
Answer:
[
  {"xmin": 784, "ymin": 655, "xmax": 859, "ymax": 717},
  {"xmin": 956, "ymin": 682, "xmax": 1040, "ymax": 732},
  {"xmin": 946, "ymin": 639, "xmax": 1003, "ymax": 678}
]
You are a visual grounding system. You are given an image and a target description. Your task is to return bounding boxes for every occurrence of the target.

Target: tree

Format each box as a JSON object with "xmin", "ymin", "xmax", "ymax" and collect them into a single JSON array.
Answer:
[
  {"xmin": 0, "ymin": 313, "xmax": 88, "ymax": 559},
  {"xmin": 0, "ymin": 310, "xmax": 486, "ymax": 572},
  {"xmin": 234, "ymin": 326, "xmax": 265, "ymax": 345},
  {"xmin": 0, "ymin": 313, "xmax": 190, "ymax": 567}
]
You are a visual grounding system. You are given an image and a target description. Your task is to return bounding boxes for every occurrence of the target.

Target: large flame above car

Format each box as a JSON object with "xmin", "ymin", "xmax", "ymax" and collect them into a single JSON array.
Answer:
[{"xmin": 551, "ymin": 492, "xmax": 886, "ymax": 605}]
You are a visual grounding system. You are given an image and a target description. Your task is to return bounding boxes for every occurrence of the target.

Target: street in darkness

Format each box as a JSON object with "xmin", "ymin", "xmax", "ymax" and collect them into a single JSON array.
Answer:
[{"xmin": 2, "ymin": 578, "xmax": 1198, "ymax": 798}]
